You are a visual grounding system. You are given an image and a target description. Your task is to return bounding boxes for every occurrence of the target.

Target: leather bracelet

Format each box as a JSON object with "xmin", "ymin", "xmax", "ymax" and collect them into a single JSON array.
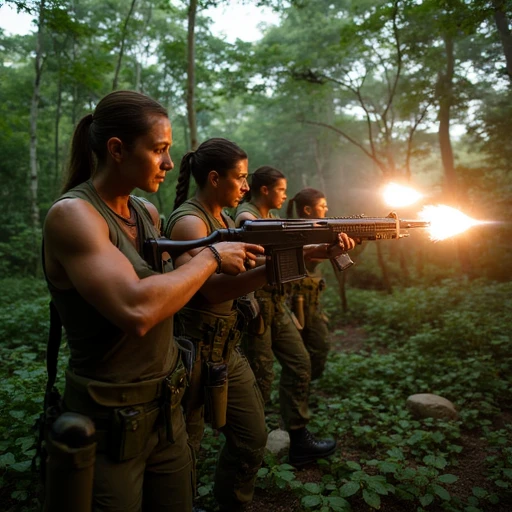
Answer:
[{"xmin": 207, "ymin": 245, "xmax": 222, "ymax": 274}]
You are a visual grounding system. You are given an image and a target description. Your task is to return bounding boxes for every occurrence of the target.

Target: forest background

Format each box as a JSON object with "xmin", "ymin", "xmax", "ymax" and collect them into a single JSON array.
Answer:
[{"xmin": 0, "ymin": 1, "xmax": 511, "ymax": 511}]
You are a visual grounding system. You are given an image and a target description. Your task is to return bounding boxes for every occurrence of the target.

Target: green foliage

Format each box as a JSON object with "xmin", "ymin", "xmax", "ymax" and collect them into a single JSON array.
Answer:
[
  {"xmin": 2, "ymin": 277, "xmax": 512, "ymax": 510},
  {"xmin": 0, "ymin": 277, "xmax": 67, "ymax": 511},
  {"xmin": 190, "ymin": 277, "xmax": 512, "ymax": 511},
  {"xmin": 257, "ymin": 458, "xmax": 298, "ymax": 490}
]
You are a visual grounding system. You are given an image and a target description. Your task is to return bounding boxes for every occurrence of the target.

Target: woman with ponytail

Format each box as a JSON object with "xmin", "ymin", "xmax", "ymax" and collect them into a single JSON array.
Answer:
[
  {"xmin": 165, "ymin": 138, "xmax": 269, "ymax": 512},
  {"xmin": 43, "ymin": 91, "xmax": 262, "ymax": 512},
  {"xmin": 286, "ymin": 188, "xmax": 331, "ymax": 380},
  {"xmin": 235, "ymin": 169, "xmax": 355, "ymax": 467}
]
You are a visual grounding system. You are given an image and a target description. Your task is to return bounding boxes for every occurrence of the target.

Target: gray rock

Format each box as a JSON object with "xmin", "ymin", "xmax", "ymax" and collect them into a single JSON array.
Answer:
[
  {"xmin": 266, "ymin": 428, "xmax": 290, "ymax": 456},
  {"xmin": 406, "ymin": 393, "xmax": 458, "ymax": 420}
]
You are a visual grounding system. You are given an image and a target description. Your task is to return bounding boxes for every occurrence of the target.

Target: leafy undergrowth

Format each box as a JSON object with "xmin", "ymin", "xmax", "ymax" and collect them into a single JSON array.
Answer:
[
  {"xmin": 195, "ymin": 278, "xmax": 512, "ymax": 512},
  {"xmin": 1, "ymin": 278, "xmax": 512, "ymax": 512}
]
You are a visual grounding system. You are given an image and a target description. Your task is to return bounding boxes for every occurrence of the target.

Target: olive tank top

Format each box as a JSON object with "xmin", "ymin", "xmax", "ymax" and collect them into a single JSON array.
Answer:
[
  {"xmin": 45, "ymin": 180, "xmax": 176, "ymax": 383},
  {"xmin": 165, "ymin": 198, "xmax": 235, "ymax": 316}
]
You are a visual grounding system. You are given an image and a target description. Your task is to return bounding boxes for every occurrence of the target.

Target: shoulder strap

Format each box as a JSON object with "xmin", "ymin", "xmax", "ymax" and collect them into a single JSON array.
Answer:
[
  {"xmin": 41, "ymin": 240, "xmax": 63, "ymax": 405},
  {"xmin": 45, "ymin": 301, "xmax": 62, "ymax": 400}
]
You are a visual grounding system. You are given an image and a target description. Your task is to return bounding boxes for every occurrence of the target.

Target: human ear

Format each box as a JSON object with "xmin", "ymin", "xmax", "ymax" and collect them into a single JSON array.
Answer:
[
  {"xmin": 261, "ymin": 185, "xmax": 269, "ymax": 196},
  {"xmin": 304, "ymin": 205, "xmax": 312, "ymax": 217},
  {"xmin": 106, "ymin": 137, "xmax": 124, "ymax": 163},
  {"xmin": 209, "ymin": 170, "xmax": 220, "ymax": 188}
]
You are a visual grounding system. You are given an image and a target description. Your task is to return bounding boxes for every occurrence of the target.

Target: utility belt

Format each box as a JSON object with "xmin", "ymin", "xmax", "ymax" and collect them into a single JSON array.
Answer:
[
  {"xmin": 63, "ymin": 359, "xmax": 187, "ymax": 462},
  {"xmin": 176, "ymin": 307, "xmax": 242, "ymax": 430},
  {"xmin": 296, "ymin": 276, "xmax": 326, "ymax": 307},
  {"xmin": 256, "ymin": 285, "xmax": 287, "ymax": 311}
]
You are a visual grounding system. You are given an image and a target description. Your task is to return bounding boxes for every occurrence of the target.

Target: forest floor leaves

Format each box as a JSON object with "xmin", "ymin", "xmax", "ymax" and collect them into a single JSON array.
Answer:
[{"xmin": 196, "ymin": 326, "xmax": 512, "ymax": 512}]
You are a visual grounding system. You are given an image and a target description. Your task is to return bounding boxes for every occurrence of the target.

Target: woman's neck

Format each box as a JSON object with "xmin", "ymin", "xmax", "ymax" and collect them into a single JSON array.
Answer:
[
  {"xmin": 195, "ymin": 191, "xmax": 225, "ymax": 224},
  {"xmin": 251, "ymin": 197, "xmax": 271, "ymax": 219},
  {"xmin": 91, "ymin": 174, "xmax": 132, "ymax": 218}
]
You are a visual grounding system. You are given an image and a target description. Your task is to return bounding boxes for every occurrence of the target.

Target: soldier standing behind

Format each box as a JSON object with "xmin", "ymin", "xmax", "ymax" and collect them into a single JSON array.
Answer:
[
  {"xmin": 164, "ymin": 138, "xmax": 269, "ymax": 512},
  {"xmin": 235, "ymin": 167, "xmax": 356, "ymax": 466},
  {"xmin": 286, "ymin": 187, "xmax": 331, "ymax": 380},
  {"xmin": 42, "ymin": 91, "xmax": 260, "ymax": 512}
]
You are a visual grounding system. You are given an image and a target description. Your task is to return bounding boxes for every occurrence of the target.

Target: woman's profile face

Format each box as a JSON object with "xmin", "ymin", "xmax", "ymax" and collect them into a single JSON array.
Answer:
[
  {"xmin": 309, "ymin": 197, "xmax": 328, "ymax": 218},
  {"xmin": 217, "ymin": 159, "xmax": 250, "ymax": 208},
  {"xmin": 266, "ymin": 178, "xmax": 287, "ymax": 210},
  {"xmin": 122, "ymin": 115, "xmax": 173, "ymax": 193}
]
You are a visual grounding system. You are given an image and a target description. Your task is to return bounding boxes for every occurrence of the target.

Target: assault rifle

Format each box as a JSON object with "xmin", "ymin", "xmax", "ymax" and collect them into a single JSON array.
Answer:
[{"xmin": 144, "ymin": 212, "xmax": 429, "ymax": 285}]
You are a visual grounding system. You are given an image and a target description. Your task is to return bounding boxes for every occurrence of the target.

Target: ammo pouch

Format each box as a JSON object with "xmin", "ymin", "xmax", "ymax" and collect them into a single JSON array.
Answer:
[
  {"xmin": 236, "ymin": 292, "xmax": 261, "ymax": 322},
  {"xmin": 204, "ymin": 361, "xmax": 228, "ymax": 429},
  {"xmin": 250, "ymin": 286, "xmax": 286, "ymax": 336},
  {"xmin": 175, "ymin": 307, "xmax": 242, "ymax": 430},
  {"xmin": 64, "ymin": 361, "xmax": 187, "ymax": 462}
]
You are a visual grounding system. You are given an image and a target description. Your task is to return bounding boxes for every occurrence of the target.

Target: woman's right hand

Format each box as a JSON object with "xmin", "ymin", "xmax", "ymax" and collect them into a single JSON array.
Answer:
[{"xmin": 213, "ymin": 242, "xmax": 265, "ymax": 275}]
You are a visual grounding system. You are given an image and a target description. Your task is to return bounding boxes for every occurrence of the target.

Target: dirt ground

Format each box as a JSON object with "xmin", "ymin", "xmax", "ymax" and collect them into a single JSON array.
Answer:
[{"xmin": 239, "ymin": 326, "xmax": 512, "ymax": 512}]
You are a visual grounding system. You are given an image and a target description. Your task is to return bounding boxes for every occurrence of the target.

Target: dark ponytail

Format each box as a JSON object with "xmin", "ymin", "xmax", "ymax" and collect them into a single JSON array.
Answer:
[
  {"xmin": 173, "ymin": 138, "xmax": 247, "ymax": 210},
  {"xmin": 173, "ymin": 151, "xmax": 195, "ymax": 210},
  {"xmin": 286, "ymin": 197, "xmax": 296, "ymax": 218},
  {"xmin": 64, "ymin": 114, "xmax": 95, "ymax": 192},
  {"xmin": 63, "ymin": 90, "xmax": 168, "ymax": 193},
  {"xmin": 288, "ymin": 187, "xmax": 326, "ymax": 218},
  {"xmin": 244, "ymin": 165, "xmax": 285, "ymax": 202}
]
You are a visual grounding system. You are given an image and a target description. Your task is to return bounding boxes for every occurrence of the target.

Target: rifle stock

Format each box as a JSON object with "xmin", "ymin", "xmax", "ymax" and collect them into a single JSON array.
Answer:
[{"xmin": 144, "ymin": 212, "xmax": 429, "ymax": 284}]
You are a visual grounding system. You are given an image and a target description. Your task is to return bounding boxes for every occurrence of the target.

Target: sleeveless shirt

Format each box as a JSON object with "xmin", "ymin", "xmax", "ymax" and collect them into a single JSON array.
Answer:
[
  {"xmin": 45, "ymin": 180, "xmax": 176, "ymax": 383},
  {"xmin": 234, "ymin": 201, "xmax": 278, "ymax": 222},
  {"xmin": 166, "ymin": 198, "xmax": 235, "ymax": 316}
]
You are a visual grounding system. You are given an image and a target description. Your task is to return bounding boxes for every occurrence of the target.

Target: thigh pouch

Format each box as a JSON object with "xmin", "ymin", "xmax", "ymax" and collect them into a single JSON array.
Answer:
[
  {"xmin": 64, "ymin": 362, "xmax": 187, "ymax": 462},
  {"xmin": 177, "ymin": 308, "xmax": 241, "ymax": 429}
]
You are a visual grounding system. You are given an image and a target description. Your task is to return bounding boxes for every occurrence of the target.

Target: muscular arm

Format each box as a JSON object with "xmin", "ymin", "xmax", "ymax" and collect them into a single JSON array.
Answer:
[
  {"xmin": 170, "ymin": 216, "xmax": 267, "ymax": 303},
  {"xmin": 44, "ymin": 198, "xmax": 225, "ymax": 337}
]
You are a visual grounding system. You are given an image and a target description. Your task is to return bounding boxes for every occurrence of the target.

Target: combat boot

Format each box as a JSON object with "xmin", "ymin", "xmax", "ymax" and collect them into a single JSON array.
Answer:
[{"xmin": 288, "ymin": 427, "xmax": 336, "ymax": 466}]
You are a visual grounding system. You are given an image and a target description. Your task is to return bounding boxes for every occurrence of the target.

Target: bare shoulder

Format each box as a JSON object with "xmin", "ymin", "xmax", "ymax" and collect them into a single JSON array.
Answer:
[
  {"xmin": 136, "ymin": 197, "xmax": 160, "ymax": 229},
  {"xmin": 235, "ymin": 211, "xmax": 257, "ymax": 227},
  {"xmin": 44, "ymin": 198, "xmax": 109, "ymax": 247},
  {"xmin": 170, "ymin": 215, "xmax": 208, "ymax": 241}
]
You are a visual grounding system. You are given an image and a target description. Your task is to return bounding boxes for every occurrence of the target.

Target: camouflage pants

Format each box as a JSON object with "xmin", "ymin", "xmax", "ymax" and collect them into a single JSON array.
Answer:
[
  {"xmin": 292, "ymin": 275, "xmax": 330, "ymax": 381},
  {"xmin": 301, "ymin": 309, "xmax": 330, "ymax": 381},
  {"xmin": 245, "ymin": 292, "xmax": 311, "ymax": 430},
  {"xmin": 185, "ymin": 347, "xmax": 267, "ymax": 510}
]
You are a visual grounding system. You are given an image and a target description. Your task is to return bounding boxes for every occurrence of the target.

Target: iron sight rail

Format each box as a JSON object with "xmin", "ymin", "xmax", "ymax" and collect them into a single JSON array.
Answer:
[{"xmin": 144, "ymin": 212, "xmax": 430, "ymax": 285}]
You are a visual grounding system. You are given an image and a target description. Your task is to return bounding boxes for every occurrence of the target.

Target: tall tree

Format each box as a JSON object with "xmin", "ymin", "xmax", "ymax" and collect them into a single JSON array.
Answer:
[
  {"xmin": 186, "ymin": 0, "xmax": 198, "ymax": 149},
  {"xmin": 112, "ymin": 0, "xmax": 137, "ymax": 90},
  {"xmin": 492, "ymin": 0, "xmax": 512, "ymax": 83},
  {"xmin": 29, "ymin": 0, "xmax": 46, "ymax": 236}
]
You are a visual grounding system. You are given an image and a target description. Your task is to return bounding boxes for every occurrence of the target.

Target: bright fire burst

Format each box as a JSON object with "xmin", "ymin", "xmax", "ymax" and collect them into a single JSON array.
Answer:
[
  {"xmin": 383, "ymin": 182, "xmax": 423, "ymax": 207},
  {"xmin": 418, "ymin": 205, "xmax": 481, "ymax": 241}
]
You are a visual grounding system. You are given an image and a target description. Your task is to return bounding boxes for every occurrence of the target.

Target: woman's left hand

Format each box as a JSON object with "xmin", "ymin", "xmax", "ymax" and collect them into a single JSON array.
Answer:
[{"xmin": 303, "ymin": 233, "xmax": 357, "ymax": 261}]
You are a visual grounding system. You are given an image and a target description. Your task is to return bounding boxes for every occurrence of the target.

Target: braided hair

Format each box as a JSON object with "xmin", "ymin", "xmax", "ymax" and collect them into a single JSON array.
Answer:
[{"xmin": 173, "ymin": 137, "xmax": 247, "ymax": 210}]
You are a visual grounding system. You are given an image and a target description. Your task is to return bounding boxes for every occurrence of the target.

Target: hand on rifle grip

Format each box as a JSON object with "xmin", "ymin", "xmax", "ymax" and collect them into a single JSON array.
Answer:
[{"xmin": 211, "ymin": 242, "xmax": 264, "ymax": 276}]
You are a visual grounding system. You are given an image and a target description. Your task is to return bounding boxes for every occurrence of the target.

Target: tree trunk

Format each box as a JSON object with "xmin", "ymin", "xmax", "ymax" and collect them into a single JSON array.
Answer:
[
  {"xmin": 135, "ymin": 1, "xmax": 153, "ymax": 92},
  {"xmin": 54, "ymin": 73, "xmax": 62, "ymax": 196},
  {"xmin": 376, "ymin": 243, "xmax": 393, "ymax": 294},
  {"xmin": 112, "ymin": 0, "xmax": 137, "ymax": 91},
  {"xmin": 187, "ymin": 0, "xmax": 198, "ymax": 150},
  {"xmin": 437, "ymin": 33, "xmax": 472, "ymax": 276},
  {"xmin": 29, "ymin": 0, "xmax": 45, "ymax": 236},
  {"xmin": 493, "ymin": 0, "xmax": 512, "ymax": 84},
  {"xmin": 437, "ymin": 35, "xmax": 458, "ymax": 203},
  {"xmin": 313, "ymin": 138, "xmax": 327, "ymax": 193}
]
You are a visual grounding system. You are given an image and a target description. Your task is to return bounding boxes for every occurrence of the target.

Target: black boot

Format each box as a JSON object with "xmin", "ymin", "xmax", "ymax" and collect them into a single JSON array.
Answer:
[{"xmin": 288, "ymin": 427, "xmax": 337, "ymax": 466}]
